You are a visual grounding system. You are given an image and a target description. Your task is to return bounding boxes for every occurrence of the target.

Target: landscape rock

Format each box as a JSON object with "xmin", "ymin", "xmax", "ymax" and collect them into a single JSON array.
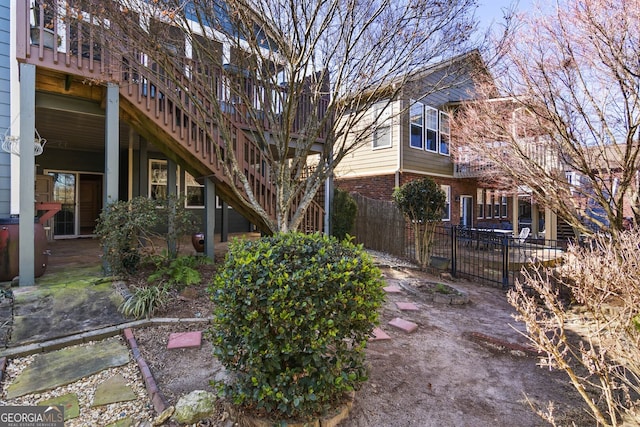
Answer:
[
  {"xmin": 172, "ymin": 390, "xmax": 217, "ymax": 424},
  {"xmin": 152, "ymin": 405, "xmax": 174, "ymax": 426}
]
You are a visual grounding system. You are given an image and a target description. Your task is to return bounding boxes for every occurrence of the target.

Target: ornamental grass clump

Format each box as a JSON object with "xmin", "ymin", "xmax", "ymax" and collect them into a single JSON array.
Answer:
[{"xmin": 208, "ymin": 232, "xmax": 385, "ymax": 420}]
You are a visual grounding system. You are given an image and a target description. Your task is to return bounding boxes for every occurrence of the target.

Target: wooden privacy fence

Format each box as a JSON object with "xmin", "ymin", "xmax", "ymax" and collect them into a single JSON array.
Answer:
[{"xmin": 351, "ymin": 193, "xmax": 409, "ymax": 258}]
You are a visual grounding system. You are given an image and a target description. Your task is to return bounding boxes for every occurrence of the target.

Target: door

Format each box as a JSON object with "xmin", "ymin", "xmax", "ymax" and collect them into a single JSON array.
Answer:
[
  {"xmin": 460, "ymin": 195, "xmax": 473, "ymax": 227},
  {"xmin": 47, "ymin": 171, "xmax": 103, "ymax": 238},
  {"xmin": 50, "ymin": 172, "xmax": 76, "ymax": 236},
  {"xmin": 79, "ymin": 174, "xmax": 102, "ymax": 235}
]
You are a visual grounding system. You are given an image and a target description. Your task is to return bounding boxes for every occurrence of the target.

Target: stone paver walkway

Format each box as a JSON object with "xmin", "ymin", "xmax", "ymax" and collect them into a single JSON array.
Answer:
[
  {"xmin": 5, "ymin": 338, "xmax": 130, "ymax": 399},
  {"xmin": 1, "ymin": 258, "xmax": 457, "ymax": 424}
]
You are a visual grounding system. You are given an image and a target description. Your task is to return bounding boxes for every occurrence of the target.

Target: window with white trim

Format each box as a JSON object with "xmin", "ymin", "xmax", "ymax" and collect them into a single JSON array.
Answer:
[
  {"xmin": 485, "ymin": 190, "xmax": 492, "ymax": 218},
  {"xmin": 477, "ymin": 189, "xmax": 484, "ymax": 218},
  {"xmin": 185, "ymin": 173, "xmax": 204, "ymax": 208},
  {"xmin": 493, "ymin": 193, "xmax": 500, "ymax": 218},
  {"xmin": 441, "ymin": 184, "xmax": 451, "ymax": 221},
  {"xmin": 425, "ymin": 107, "xmax": 438, "ymax": 152},
  {"xmin": 501, "ymin": 195, "xmax": 508, "ymax": 218},
  {"xmin": 439, "ymin": 111, "xmax": 450, "ymax": 155},
  {"xmin": 410, "ymin": 102, "xmax": 423, "ymax": 149},
  {"xmin": 373, "ymin": 102, "xmax": 392, "ymax": 149},
  {"xmin": 150, "ymin": 160, "xmax": 169, "ymax": 201},
  {"xmin": 407, "ymin": 101, "xmax": 448, "ymax": 154},
  {"xmin": 149, "ymin": 159, "xmax": 183, "ymax": 203}
]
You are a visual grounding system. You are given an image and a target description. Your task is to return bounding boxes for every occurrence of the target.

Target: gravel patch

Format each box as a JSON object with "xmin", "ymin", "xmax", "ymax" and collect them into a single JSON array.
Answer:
[{"xmin": 0, "ymin": 337, "xmax": 154, "ymax": 426}]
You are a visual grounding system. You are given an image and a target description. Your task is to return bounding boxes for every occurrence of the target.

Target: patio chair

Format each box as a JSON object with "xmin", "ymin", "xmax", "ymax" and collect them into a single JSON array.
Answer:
[{"xmin": 515, "ymin": 227, "xmax": 530, "ymax": 257}]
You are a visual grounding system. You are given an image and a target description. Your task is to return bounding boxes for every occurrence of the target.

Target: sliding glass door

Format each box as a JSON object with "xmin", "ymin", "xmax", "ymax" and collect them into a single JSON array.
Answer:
[{"xmin": 47, "ymin": 171, "xmax": 103, "ymax": 238}]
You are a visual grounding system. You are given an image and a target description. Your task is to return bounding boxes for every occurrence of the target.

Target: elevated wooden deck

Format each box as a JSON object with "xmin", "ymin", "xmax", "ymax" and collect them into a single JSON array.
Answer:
[{"xmin": 16, "ymin": 0, "xmax": 325, "ymax": 233}]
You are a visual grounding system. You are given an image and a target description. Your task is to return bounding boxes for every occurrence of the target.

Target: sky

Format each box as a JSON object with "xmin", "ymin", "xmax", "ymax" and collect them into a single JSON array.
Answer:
[{"xmin": 474, "ymin": 0, "xmax": 534, "ymax": 33}]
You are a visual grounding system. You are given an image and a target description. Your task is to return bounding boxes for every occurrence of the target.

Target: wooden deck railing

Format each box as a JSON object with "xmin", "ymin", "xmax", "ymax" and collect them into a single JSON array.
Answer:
[{"xmin": 16, "ymin": 0, "xmax": 326, "ymax": 233}]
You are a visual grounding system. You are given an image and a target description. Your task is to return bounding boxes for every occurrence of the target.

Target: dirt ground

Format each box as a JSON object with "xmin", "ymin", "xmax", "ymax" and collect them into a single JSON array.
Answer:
[{"xmin": 132, "ymin": 261, "xmax": 591, "ymax": 427}]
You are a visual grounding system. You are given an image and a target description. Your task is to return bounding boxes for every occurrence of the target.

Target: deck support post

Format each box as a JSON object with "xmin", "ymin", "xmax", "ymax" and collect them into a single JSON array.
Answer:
[
  {"xmin": 18, "ymin": 63, "xmax": 36, "ymax": 286},
  {"xmin": 204, "ymin": 178, "xmax": 216, "ymax": 259}
]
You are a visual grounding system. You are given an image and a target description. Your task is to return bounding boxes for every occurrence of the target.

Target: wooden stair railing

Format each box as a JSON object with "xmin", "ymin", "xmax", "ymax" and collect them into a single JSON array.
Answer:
[
  {"xmin": 18, "ymin": 0, "xmax": 325, "ymax": 233},
  {"xmin": 118, "ymin": 56, "xmax": 326, "ymax": 233}
]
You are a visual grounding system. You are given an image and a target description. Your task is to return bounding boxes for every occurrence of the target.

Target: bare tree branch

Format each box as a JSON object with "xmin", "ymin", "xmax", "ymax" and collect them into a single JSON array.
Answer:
[
  {"xmin": 97, "ymin": 0, "xmax": 480, "ymax": 233},
  {"xmin": 452, "ymin": 0, "xmax": 640, "ymax": 238}
]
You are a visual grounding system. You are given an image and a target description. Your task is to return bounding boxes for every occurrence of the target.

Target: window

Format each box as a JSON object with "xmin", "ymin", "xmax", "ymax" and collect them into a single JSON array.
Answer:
[
  {"xmin": 373, "ymin": 126, "xmax": 391, "ymax": 149},
  {"xmin": 439, "ymin": 111, "xmax": 450, "ymax": 155},
  {"xmin": 373, "ymin": 102, "xmax": 392, "ymax": 149},
  {"xmin": 149, "ymin": 160, "xmax": 181, "ymax": 202},
  {"xmin": 409, "ymin": 102, "xmax": 423, "ymax": 149},
  {"xmin": 477, "ymin": 189, "xmax": 484, "ymax": 218},
  {"xmin": 407, "ymin": 103, "xmax": 448, "ymax": 155},
  {"xmin": 441, "ymin": 185, "xmax": 451, "ymax": 221},
  {"xmin": 493, "ymin": 194, "xmax": 500, "ymax": 218},
  {"xmin": 501, "ymin": 195, "xmax": 508, "ymax": 218},
  {"xmin": 185, "ymin": 173, "xmax": 204, "ymax": 208},
  {"xmin": 150, "ymin": 160, "xmax": 168, "ymax": 201},
  {"xmin": 485, "ymin": 190, "xmax": 492, "ymax": 218},
  {"xmin": 425, "ymin": 107, "xmax": 438, "ymax": 152}
]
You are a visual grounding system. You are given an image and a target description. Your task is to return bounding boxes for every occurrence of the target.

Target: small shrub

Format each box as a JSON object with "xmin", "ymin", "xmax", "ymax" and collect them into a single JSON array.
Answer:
[
  {"xmin": 331, "ymin": 188, "xmax": 357, "ymax": 240},
  {"xmin": 209, "ymin": 232, "xmax": 385, "ymax": 420},
  {"xmin": 96, "ymin": 197, "xmax": 160, "ymax": 275},
  {"xmin": 434, "ymin": 283, "xmax": 454, "ymax": 294},
  {"xmin": 147, "ymin": 255, "xmax": 209, "ymax": 289},
  {"xmin": 95, "ymin": 195, "xmax": 197, "ymax": 276},
  {"xmin": 119, "ymin": 284, "xmax": 170, "ymax": 319},
  {"xmin": 393, "ymin": 177, "xmax": 446, "ymax": 269}
]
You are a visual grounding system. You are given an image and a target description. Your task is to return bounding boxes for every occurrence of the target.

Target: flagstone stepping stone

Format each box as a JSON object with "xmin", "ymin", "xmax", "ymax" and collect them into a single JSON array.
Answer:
[
  {"xmin": 92, "ymin": 374, "xmax": 137, "ymax": 407},
  {"xmin": 388, "ymin": 317, "xmax": 418, "ymax": 333},
  {"xmin": 167, "ymin": 331, "xmax": 202, "ymax": 349},
  {"xmin": 383, "ymin": 285, "xmax": 403, "ymax": 293},
  {"xmin": 6, "ymin": 338, "xmax": 130, "ymax": 399},
  {"xmin": 396, "ymin": 302, "xmax": 419, "ymax": 311},
  {"xmin": 370, "ymin": 327, "xmax": 391, "ymax": 341},
  {"xmin": 38, "ymin": 393, "xmax": 80, "ymax": 421}
]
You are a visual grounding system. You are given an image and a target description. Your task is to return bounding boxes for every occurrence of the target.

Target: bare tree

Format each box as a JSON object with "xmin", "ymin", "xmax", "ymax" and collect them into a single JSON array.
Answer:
[
  {"xmin": 90, "ymin": 0, "xmax": 478, "ymax": 233},
  {"xmin": 452, "ymin": 0, "xmax": 640, "ymax": 238},
  {"xmin": 508, "ymin": 231, "xmax": 640, "ymax": 426}
]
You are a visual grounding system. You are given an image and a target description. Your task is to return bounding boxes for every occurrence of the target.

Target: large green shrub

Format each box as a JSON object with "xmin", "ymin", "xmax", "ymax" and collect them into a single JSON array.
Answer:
[
  {"xmin": 209, "ymin": 232, "xmax": 385, "ymax": 420},
  {"xmin": 331, "ymin": 188, "xmax": 357, "ymax": 240}
]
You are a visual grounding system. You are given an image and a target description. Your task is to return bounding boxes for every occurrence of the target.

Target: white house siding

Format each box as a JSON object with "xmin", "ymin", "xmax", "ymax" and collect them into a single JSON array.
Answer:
[
  {"xmin": 0, "ymin": 0, "xmax": 10, "ymax": 216},
  {"xmin": 334, "ymin": 100, "xmax": 400, "ymax": 178}
]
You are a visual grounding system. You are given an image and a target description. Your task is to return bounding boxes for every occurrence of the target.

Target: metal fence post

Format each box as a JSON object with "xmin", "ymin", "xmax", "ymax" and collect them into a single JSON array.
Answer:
[
  {"xmin": 451, "ymin": 226, "xmax": 457, "ymax": 277},
  {"xmin": 501, "ymin": 236, "xmax": 510, "ymax": 289}
]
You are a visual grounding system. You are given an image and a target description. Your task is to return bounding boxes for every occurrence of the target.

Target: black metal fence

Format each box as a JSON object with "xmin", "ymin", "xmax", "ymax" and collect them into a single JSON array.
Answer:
[
  {"xmin": 428, "ymin": 226, "xmax": 565, "ymax": 288},
  {"xmin": 350, "ymin": 195, "xmax": 565, "ymax": 289}
]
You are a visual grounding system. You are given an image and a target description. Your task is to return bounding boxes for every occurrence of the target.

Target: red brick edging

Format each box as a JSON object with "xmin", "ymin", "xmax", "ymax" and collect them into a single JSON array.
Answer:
[
  {"xmin": 0, "ymin": 357, "xmax": 6, "ymax": 387},
  {"xmin": 123, "ymin": 328, "xmax": 168, "ymax": 414},
  {"xmin": 467, "ymin": 331, "xmax": 540, "ymax": 356}
]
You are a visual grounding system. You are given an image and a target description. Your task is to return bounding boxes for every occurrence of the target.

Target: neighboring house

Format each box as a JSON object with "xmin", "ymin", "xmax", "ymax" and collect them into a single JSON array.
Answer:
[
  {"xmin": 565, "ymin": 144, "xmax": 640, "ymax": 231},
  {"xmin": 334, "ymin": 51, "xmax": 519, "ymax": 231},
  {"xmin": 3, "ymin": 0, "xmax": 326, "ymax": 284}
]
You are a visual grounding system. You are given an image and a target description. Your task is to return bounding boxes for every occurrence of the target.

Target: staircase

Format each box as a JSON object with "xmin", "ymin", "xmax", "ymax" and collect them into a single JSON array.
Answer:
[
  {"xmin": 556, "ymin": 218, "xmax": 577, "ymax": 242},
  {"xmin": 18, "ymin": 0, "xmax": 325, "ymax": 234},
  {"xmin": 118, "ymin": 60, "xmax": 275, "ymax": 231}
]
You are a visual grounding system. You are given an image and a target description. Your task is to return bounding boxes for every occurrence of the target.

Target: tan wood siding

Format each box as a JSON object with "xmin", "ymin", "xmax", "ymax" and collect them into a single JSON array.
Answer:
[{"xmin": 334, "ymin": 101, "xmax": 400, "ymax": 178}]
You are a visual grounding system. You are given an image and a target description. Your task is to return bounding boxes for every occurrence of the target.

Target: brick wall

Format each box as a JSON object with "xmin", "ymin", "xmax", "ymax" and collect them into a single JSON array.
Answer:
[
  {"xmin": 335, "ymin": 174, "xmax": 397, "ymax": 200},
  {"xmin": 335, "ymin": 172, "xmax": 519, "ymax": 227}
]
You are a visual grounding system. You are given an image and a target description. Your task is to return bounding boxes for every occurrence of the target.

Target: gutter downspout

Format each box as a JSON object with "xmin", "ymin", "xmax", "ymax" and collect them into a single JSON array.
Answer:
[{"xmin": 396, "ymin": 99, "xmax": 403, "ymax": 188}]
